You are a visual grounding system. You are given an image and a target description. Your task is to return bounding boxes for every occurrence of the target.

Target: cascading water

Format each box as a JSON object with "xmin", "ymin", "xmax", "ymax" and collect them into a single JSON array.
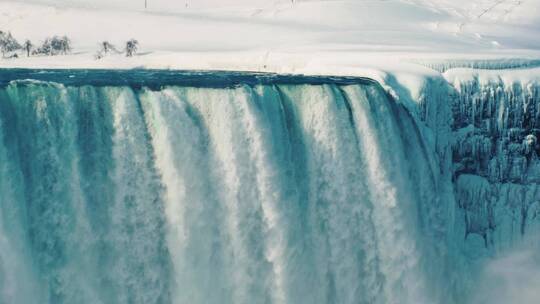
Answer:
[
  {"xmin": 0, "ymin": 71, "xmax": 447, "ymax": 304},
  {"xmin": 2, "ymin": 69, "xmax": 538, "ymax": 304}
]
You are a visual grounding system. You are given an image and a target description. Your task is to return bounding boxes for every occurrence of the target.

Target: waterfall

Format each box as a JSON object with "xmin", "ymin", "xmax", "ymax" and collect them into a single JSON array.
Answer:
[{"xmin": 0, "ymin": 77, "xmax": 446, "ymax": 304}]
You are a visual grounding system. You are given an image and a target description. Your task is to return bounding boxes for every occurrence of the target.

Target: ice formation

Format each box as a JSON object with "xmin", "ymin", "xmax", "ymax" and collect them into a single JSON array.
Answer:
[{"xmin": 451, "ymin": 76, "xmax": 540, "ymax": 247}]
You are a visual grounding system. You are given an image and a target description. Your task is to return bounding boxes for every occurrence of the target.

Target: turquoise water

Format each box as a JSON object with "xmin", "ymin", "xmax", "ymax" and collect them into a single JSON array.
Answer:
[
  {"xmin": 0, "ymin": 69, "xmax": 375, "ymax": 88},
  {"xmin": 0, "ymin": 70, "xmax": 445, "ymax": 303}
]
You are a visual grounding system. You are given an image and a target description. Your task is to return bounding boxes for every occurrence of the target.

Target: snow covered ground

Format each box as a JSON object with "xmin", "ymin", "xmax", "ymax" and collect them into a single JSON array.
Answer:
[{"xmin": 0, "ymin": 0, "xmax": 539, "ymax": 77}]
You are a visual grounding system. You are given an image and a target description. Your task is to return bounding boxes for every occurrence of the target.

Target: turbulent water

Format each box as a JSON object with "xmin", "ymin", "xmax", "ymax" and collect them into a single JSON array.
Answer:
[{"xmin": 0, "ymin": 70, "xmax": 538, "ymax": 304}]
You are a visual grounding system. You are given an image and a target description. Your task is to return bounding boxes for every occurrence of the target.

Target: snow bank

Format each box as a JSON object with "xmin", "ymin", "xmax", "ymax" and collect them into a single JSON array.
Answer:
[{"xmin": 0, "ymin": 0, "xmax": 539, "ymax": 74}]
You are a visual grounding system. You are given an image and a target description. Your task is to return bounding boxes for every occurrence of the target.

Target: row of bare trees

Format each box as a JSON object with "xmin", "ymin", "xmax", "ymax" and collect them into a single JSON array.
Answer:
[
  {"xmin": 0, "ymin": 31, "xmax": 71, "ymax": 58},
  {"xmin": 95, "ymin": 39, "xmax": 139, "ymax": 59},
  {"xmin": 1, "ymin": 30, "xmax": 139, "ymax": 59}
]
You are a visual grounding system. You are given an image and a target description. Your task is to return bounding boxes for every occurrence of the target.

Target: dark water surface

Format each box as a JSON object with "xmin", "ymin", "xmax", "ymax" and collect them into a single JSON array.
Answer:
[{"xmin": 0, "ymin": 68, "xmax": 376, "ymax": 88}]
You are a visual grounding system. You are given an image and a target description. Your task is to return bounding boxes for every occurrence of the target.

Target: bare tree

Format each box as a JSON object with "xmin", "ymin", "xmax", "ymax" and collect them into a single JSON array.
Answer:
[
  {"xmin": 0, "ymin": 31, "xmax": 22, "ymax": 58},
  {"xmin": 23, "ymin": 40, "xmax": 33, "ymax": 57},
  {"xmin": 34, "ymin": 36, "xmax": 71, "ymax": 56},
  {"xmin": 35, "ymin": 38, "xmax": 52, "ymax": 55},
  {"xmin": 51, "ymin": 36, "xmax": 71, "ymax": 55},
  {"xmin": 95, "ymin": 41, "xmax": 120, "ymax": 59},
  {"xmin": 61, "ymin": 36, "xmax": 72, "ymax": 54},
  {"xmin": 101, "ymin": 41, "xmax": 119, "ymax": 54},
  {"xmin": 125, "ymin": 39, "xmax": 139, "ymax": 57}
]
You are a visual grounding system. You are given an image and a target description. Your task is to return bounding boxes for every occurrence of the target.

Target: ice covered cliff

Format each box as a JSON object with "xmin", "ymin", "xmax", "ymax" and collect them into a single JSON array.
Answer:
[
  {"xmin": 410, "ymin": 67, "xmax": 540, "ymax": 302},
  {"xmin": 439, "ymin": 69, "xmax": 540, "ymax": 252}
]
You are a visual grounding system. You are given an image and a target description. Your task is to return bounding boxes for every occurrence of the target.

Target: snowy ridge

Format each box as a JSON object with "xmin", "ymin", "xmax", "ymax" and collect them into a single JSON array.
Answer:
[
  {"xmin": 0, "ymin": 0, "xmax": 539, "ymax": 73},
  {"xmin": 412, "ymin": 58, "xmax": 540, "ymax": 73}
]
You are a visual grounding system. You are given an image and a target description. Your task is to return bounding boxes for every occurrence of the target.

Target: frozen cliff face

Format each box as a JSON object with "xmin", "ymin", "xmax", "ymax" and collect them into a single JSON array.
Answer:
[
  {"xmin": 407, "ymin": 70, "xmax": 540, "ymax": 302},
  {"xmin": 445, "ymin": 74, "xmax": 540, "ymax": 254}
]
